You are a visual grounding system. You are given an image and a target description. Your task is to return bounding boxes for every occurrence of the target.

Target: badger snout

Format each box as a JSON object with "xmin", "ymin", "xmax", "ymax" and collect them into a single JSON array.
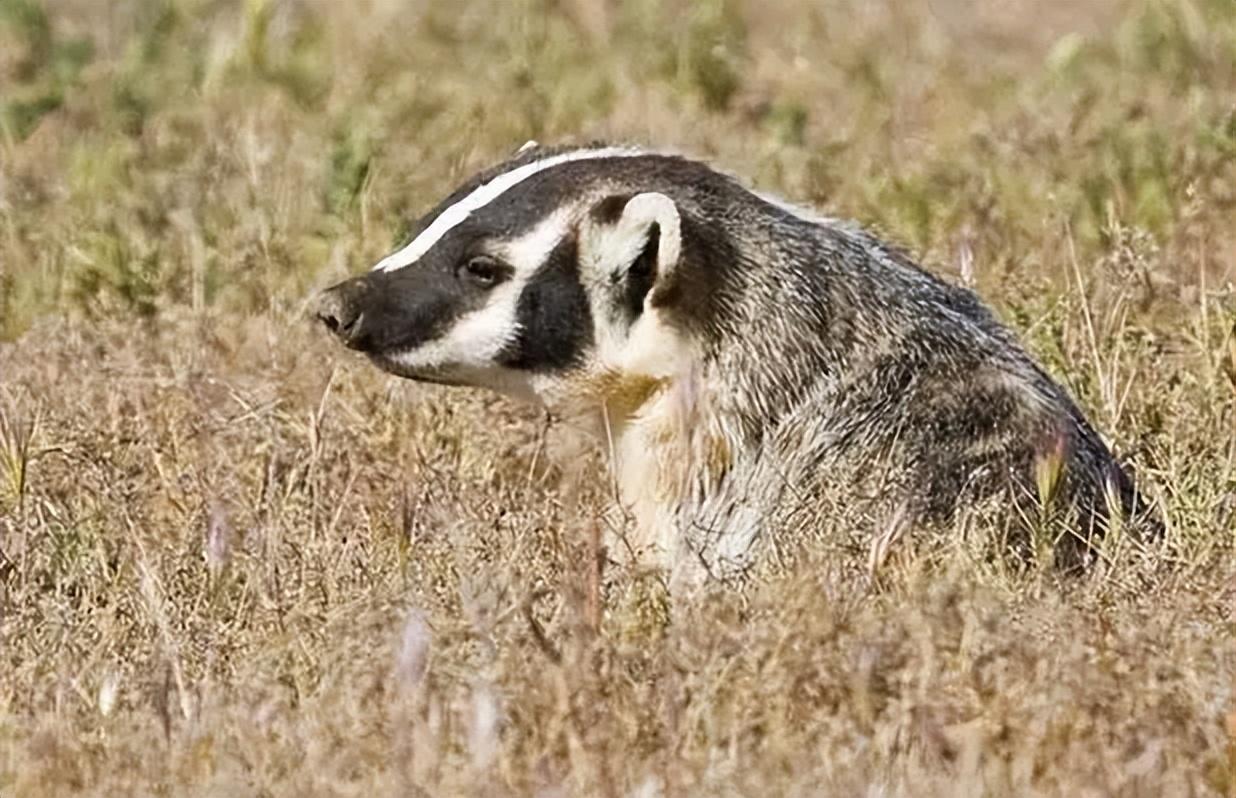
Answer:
[{"xmin": 314, "ymin": 276, "xmax": 373, "ymax": 350}]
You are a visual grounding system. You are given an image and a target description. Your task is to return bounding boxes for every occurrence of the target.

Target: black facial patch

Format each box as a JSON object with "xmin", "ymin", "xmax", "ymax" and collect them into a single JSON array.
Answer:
[
  {"xmin": 320, "ymin": 222, "xmax": 494, "ymax": 356},
  {"xmin": 340, "ymin": 268, "xmax": 467, "ymax": 353},
  {"xmin": 498, "ymin": 233, "xmax": 594, "ymax": 372}
]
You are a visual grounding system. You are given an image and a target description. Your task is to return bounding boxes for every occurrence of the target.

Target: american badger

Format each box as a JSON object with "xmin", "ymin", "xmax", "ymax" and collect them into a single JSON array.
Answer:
[{"xmin": 314, "ymin": 143, "xmax": 1157, "ymax": 582}]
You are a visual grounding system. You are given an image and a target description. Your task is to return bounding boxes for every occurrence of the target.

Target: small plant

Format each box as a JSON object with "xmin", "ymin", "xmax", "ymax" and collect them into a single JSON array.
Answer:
[
  {"xmin": 69, "ymin": 227, "xmax": 162, "ymax": 320},
  {"xmin": 324, "ymin": 125, "xmax": 375, "ymax": 217},
  {"xmin": 0, "ymin": 391, "xmax": 39, "ymax": 513},
  {"xmin": 1031, "ymin": 427, "xmax": 1069, "ymax": 568},
  {"xmin": 680, "ymin": 1, "xmax": 746, "ymax": 111},
  {"xmin": 0, "ymin": 0, "xmax": 92, "ymax": 141}
]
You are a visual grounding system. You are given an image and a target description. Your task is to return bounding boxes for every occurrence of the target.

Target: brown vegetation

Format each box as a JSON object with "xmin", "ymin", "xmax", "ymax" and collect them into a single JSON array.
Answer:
[{"xmin": 1, "ymin": 0, "xmax": 1233, "ymax": 794}]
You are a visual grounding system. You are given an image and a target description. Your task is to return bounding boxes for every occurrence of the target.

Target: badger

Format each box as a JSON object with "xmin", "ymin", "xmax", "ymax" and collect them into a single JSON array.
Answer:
[{"xmin": 313, "ymin": 142, "xmax": 1158, "ymax": 584}]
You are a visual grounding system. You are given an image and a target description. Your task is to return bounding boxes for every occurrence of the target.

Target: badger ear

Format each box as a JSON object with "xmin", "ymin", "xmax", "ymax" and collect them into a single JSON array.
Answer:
[{"xmin": 600, "ymin": 192, "xmax": 682, "ymax": 309}]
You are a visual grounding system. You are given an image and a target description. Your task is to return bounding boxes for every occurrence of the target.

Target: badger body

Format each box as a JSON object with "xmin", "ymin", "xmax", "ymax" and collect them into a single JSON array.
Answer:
[{"xmin": 315, "ymin": 144, "xmax": 1157, "ymax": 583}]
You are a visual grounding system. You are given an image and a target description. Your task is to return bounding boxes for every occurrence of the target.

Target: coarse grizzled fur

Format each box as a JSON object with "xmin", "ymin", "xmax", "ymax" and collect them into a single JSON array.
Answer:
[{"xmin": 314, "ymin": 142, "xmax": 1161, "ymax": 586}]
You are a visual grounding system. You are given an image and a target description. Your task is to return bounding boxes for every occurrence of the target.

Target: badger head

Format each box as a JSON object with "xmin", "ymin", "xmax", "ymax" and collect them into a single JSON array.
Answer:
[{"xmin": 314, "ymin": 144, "xmax": 735, "ymax": 414}]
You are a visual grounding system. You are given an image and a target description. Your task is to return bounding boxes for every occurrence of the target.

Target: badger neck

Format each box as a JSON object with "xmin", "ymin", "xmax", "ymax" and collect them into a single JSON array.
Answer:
[
  {"xmin": 551, "ymin": 213, "xmax": 872, "ymax": 573},
  {"xmin": 575, "ymin": 360, "xmax": 735, "ymax": 574},
  {"xmin": 577, "ymin": 339, "xmax": 834, "ymax": 575},
  {"xmin": 592, "ymin": 237, "xmax": 866, "ymax": 573}
]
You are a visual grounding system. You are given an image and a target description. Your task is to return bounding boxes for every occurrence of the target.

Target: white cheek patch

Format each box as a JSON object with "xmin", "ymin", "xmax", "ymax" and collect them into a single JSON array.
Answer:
[
  {"xmin": 373, "ymin": 146, "xmax": 643, "ymax": 273},
  {"xmin": 388, "ymin": 213, "xmax": 572, "ymax": 372},
  {"xmin": 388, "ymin": 280, "xmax": 523, "ymax": 372},
  {"xmin": 580, "ymin": 227, "xmax": 631, "ymax": 365},
  {"xmin": 498, "ymin": 210, "xmax": 571, "ymax": 278}
]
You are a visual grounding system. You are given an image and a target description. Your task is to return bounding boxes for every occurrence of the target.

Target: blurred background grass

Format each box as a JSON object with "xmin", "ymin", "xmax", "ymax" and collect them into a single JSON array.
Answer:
[
  {"xmin": 2, "ymin": 0, "xmax": 1233, "ymax": 337},
  {"xmin": 1, "ymin": 0, "xmax": 1234, "ymax": 795}
]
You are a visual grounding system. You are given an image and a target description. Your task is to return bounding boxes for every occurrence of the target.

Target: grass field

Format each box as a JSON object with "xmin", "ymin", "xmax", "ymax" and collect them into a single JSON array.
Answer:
[{"xmin": 1, "ymin": 0, "xmax": 1235, "ymax": 794}]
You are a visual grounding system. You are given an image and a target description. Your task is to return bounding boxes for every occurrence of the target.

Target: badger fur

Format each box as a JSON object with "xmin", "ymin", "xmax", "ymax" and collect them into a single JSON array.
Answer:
[{"xmin": 314, "ymin": 143, "xmax": 1159, "ymax": 584}]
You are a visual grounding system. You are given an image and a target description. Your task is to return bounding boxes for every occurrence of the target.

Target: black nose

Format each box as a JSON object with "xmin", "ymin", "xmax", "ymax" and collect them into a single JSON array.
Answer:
[{"xmin": 314, "ymin": 277, "xmax": 370, "ymax": 348}]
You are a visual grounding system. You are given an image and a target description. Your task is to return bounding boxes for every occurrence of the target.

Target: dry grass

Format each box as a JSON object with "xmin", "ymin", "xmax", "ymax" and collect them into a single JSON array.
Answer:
[{"xmin": 1, "ymin": 0, "xmax": 1234, "ymax": 794}]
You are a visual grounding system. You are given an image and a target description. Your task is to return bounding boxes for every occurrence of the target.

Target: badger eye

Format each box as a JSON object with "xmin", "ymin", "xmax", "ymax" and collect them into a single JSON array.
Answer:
[{"xmin": 458, "ymin": 256, "xmax": 503, "ymax": 288}]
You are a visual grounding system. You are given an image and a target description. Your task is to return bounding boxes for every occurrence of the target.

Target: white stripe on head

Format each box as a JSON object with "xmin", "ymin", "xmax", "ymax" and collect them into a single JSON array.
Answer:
[{"xmin": 374, "ymin": 146, "xmax": 644, "ymax": 273}]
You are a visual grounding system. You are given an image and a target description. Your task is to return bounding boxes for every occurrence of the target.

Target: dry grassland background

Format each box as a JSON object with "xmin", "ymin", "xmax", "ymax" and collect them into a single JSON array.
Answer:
[{"xmin": 1, "ymin": 0, "xmax": 1235, "ymax": 794}]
